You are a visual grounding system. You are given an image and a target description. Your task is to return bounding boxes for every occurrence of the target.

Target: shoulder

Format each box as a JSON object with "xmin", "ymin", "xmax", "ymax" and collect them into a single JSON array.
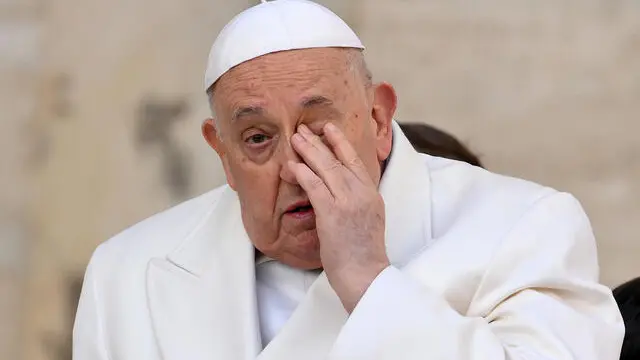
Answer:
[
  {"xmin": 422, "ymin": 155, "xmax": 603, "ymax": 293},
  {"xmin": 424, "ymin": 154, "xmax": 587, "ymax": 239},
  {"xmin": 88, "ymin": 185, "xmax": 232, "ymax": 269},
  {"xmin": 427, "ymin": 154, "xmax": 554, "ymax": 204}
]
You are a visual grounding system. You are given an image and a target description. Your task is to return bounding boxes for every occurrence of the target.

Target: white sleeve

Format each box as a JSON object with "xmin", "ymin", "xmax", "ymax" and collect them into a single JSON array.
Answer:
[
  {"xmin": 73, "ymin": 249, "xmax": 110, "ymax": 360},
  {"xmin": 328, "ymin": 193, "xmax": 625, "ymax": 360}
]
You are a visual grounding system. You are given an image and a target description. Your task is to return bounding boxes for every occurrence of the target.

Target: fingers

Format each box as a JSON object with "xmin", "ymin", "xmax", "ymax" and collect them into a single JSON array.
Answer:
[
  {"xmin": 322, "ymin": 123, "xmax": 371, "ymax": 183},
  {"xmin": 291, "ymin": 124, "xmax": 353, "ymax": 196},
  {"xmin": 287, "ymin": 161, "xmax": 332, "ymax": 208}
]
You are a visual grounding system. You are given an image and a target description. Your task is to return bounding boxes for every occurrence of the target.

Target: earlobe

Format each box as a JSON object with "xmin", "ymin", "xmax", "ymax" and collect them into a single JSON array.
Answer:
[{"xmin": 201, "ymin": 118, "xmax": 236, "ymax": 190}]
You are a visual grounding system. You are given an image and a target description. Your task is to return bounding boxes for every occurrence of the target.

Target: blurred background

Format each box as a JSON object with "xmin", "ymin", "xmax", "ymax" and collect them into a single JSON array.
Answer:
[{"xmin": 1, "ymin": 0, "xmax": 639, "ymax": 359}]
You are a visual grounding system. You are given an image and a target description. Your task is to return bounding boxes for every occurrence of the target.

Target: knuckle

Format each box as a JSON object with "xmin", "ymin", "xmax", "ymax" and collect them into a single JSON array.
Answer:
[
  {"xmin": 309, "ymin": 176, "xmax": 325, "ymax": 190},
  {"xmin": 346, "ymin": 156, "xmax": 363, "ymax": 168},
  {"xmin": 325, "ymin": 160, "xmax": 343, "ymax": 172}
]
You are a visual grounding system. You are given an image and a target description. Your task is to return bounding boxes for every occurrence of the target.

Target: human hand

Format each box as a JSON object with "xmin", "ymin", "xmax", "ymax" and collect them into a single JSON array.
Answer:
[{"xmin": 289, "ymin": 123, "xmax": 390, "ymax": 313}]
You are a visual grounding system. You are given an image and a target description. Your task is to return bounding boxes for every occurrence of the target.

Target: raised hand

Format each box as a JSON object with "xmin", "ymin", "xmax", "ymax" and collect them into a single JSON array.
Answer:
[{"xmin": 289, "ymin": 123, "xmax": 390, "ymax": 313}]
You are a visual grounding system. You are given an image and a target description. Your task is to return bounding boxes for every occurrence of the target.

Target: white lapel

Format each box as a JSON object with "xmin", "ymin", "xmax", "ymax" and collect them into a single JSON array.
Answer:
[
  {"xmin": 146, "ymin": 189, "xmax": 262, "ymax": 360},
  {"xmin": 256, "ymin": 121, "xmax": 434, "ymax": 360},
  {"xmin": 257, "ymin": 273, "xmax": 346, "ymax": 360},
  {"xmin": 380, "ymin": 121, "xmax": 433, "ymax": 267}
]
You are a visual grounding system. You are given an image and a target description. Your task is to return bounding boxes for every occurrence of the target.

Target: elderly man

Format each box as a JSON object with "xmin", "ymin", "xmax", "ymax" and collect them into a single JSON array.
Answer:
[{"xmin": 73, "ymin": 1, "xmax": 624, "ymax": 359}]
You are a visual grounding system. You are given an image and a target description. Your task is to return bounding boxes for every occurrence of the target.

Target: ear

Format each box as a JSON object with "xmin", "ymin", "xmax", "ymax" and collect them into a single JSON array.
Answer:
[
  {"xmin": 371, "ymin": 82, "xmax": 397, "ymax": 162},
  {"xmin": 201, "ymin": 118, "xmax": 236, "ymax": 190}
]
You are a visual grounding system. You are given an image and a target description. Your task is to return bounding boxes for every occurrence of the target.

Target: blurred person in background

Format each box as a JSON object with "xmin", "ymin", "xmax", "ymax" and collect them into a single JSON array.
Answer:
[
  {"xmin": 613, "ymin": 277, "xmax": 640, "ymax": 360},
  {"xmin": 399, "ymin": 122, "xmax": 483, "ymax": 168},
  {"xmin": 73, "ymin": 1, "xmax": 623, "ymax": 359}
]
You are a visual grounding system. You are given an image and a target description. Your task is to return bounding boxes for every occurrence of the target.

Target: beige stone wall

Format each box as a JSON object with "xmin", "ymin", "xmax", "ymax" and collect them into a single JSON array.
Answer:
[
  {"xmin": 1, "ymin": 1, "xmax": 41, "ymax": 358},
  {"xmin": 1, "ymin": 1, "xmax": 638, "ymax": 359}
]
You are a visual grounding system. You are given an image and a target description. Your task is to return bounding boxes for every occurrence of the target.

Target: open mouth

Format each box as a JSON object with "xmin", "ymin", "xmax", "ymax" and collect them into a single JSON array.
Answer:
[
  {"xmin": 285, "ymin": 201, "xmax": 314, "ymax": 215},
  {"xmin": 288, "ymin": 205, "xmax": 313, "ymax": 213}
]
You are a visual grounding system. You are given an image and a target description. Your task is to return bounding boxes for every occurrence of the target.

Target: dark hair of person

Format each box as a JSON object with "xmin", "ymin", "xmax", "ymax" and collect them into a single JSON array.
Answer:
[
  {"xmin": 398, "ymin": 123, "xmax": 483, "ymax": 168},
  {"xmin": 613, "ymin": 277, "xmax": 640, "ymax": 360}
]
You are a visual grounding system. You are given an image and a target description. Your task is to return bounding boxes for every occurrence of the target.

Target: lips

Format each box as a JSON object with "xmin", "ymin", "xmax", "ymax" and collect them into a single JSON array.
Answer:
[{"xmin": 285, "ymin": 200, "xmax": 313, "ymax": 214}]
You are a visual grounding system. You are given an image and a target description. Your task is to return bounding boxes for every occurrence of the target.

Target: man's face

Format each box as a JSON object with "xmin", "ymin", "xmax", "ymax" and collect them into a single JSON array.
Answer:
[{"xmin": 202, "ymin": 48, "xmax": 396, "ymax": 269}]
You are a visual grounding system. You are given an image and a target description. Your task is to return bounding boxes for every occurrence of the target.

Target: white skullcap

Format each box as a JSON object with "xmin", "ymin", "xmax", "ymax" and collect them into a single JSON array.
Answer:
[{"xmin": 203, "ymin": 0, "xmax": 365, "ymax": 91}]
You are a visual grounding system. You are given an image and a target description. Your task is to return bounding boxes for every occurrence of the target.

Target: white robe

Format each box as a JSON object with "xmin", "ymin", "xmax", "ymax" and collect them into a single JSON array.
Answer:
[
  {"xmin": 73, "ymin": 122, "xmax": 624, "ymax": 360},
  {"xmin": 255, "ymin": 256, "xmax": 320, "ymax": 346}
]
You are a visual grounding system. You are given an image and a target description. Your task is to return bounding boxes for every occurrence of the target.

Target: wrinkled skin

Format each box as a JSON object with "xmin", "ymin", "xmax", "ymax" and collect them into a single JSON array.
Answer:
[{"xmin": 202, "ymin": 48, "xmax": 397, "ymax": 311}]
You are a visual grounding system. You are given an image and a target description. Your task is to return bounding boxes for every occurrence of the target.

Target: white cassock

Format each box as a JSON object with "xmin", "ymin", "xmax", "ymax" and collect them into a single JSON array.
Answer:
[{"xmin": 73, "ymin": 122, "xmax": 624, "ymax": 360}]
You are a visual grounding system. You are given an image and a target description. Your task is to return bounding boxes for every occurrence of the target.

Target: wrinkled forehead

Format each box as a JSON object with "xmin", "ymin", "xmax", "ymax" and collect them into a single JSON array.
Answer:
[{"xmin": 212, "ymin": 48, "xmax": 358, "ymax": 113}]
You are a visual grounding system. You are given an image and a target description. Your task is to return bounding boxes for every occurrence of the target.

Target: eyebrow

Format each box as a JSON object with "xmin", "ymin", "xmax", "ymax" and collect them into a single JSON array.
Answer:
[
  {"xmin": 232, "ymin": 106, "xmax": 264, "ymax": 122},
  {"xmin": 301, "ymin": 95, "xmax": 333, "ymax": 109}
]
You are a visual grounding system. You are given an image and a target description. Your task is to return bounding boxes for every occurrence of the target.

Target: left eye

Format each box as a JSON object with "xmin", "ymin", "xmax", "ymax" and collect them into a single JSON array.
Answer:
[{"xmin": 245, "ymin": 133, "xmax": 271, "ymax": 144}]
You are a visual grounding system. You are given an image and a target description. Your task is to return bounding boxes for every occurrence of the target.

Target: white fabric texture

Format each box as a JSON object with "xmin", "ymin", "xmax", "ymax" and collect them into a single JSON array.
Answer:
[{"xmin": 255, "ymin": 257, "xmax": 320, "ymax": 347}]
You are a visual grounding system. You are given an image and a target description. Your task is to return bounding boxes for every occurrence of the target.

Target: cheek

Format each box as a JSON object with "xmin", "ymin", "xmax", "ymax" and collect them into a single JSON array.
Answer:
[
  {"xmin": 342, "ymin": 117, "xmax": 375, "ymax": 153},
  {"xmin": 229, "ymin": 159, "xmax": 280, "ymax": 218},
  {"xmin": 341, "ymin": 122, "xmax": 382, "ymax": 180}
]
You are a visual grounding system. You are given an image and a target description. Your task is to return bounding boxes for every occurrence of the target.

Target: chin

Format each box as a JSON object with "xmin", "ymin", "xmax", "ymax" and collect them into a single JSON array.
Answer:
[{"xmin": 276, "ymin": 230, "xmax": 322, "ymax": 270}]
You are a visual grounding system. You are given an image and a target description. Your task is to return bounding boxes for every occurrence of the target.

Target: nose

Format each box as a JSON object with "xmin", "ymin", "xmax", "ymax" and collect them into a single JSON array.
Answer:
[{"xmin": 279, "ymin": 135, "xmax": 302, "ymax": 185}]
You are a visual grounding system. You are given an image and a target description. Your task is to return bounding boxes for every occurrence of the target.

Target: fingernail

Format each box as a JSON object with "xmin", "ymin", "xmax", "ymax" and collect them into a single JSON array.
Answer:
[
  {"xmin": 298, "ymin": 124, "xmax": 312, "ymax": 135},
  {"xmin": 291, "ymin": 133, "xmax": 305, "ymax": 143},
  {"xmin": 325, "ymin": 122, "xmax": 336, "ymax": 132}
]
